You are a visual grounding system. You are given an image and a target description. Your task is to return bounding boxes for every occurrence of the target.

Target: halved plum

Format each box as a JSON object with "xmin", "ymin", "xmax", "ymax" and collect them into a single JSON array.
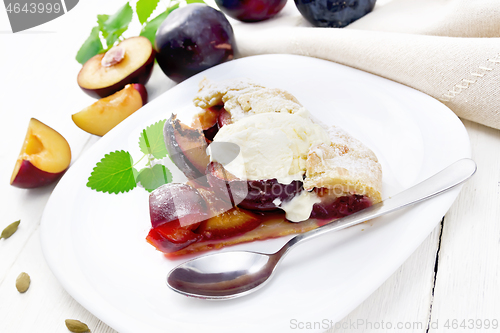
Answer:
[
  {"xmin": 77, "ymin": 37, "xmax": 155, "ymax": 98},
  {"xmin": 207, "ymin": 162, "xmax": 303, "ymax": 211},
  {"xmin": 164, "ymin": 114, "xmax": 210, "ymax": 182}
]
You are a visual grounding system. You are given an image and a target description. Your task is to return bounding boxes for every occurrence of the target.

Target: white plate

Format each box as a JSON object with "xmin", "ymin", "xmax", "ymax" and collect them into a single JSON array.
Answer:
[{"xmin": 41, "ymin": 54, "xmax": 470, "ymax": 333}]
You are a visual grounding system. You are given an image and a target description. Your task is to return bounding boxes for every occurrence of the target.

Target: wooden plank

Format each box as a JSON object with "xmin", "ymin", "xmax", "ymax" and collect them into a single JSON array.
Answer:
[
  {"xmin": 329, "ymin": 223, "xmax": 441, "ymax": 332},
  {"xmin": 429, "ymin": 120, "xmax": 500, "ymax": 332},
  {"xmin": 0, "ymin": 227, "xmax": 117, "ymax": 333}
]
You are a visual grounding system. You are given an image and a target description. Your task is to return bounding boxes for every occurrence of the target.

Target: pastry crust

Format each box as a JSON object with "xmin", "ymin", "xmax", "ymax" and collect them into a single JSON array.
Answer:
[
  {"xmin": 194, "ymin": 78, "xmax": 383, "ymax": 204},
  {"xmin": 304, "ymin": 127, "xmax": 382, "ymax": 203},
  {"xmin": 194, "ymin": 77, "xmax": 304, "ymax": 122}
]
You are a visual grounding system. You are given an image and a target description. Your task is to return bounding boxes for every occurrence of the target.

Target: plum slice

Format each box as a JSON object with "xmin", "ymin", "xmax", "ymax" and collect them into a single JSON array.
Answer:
[
  {"xmin": 147, "ymin": 183, "xmax": 262, "ymax": 253},
  {"xmin": 207, "ymin": 162, "xmax": 303, "ymax": 211},
  {"xmin": 164, "ymin": 114, "xmax": 210, "ymax": 182},
  {"xmin": 197, "ymin": 207, "xmax": 262, "ymax": 240},
  {"xmin": 147, "ymin": 183, "xmax": 208, "ymax": 253},
  {"xmin": 192, "ymin": 106, "xmax": 222, "ymax": 141},
  {"xmin": 72, "ymin": 84, "xmax": 147, "ymax": 136},
  {"xmin": 147, "ymin": 221, "xmax": 202, "ymax": 253},
  {"xmin": 217, "ymin": 108, "xmax": 232, "ymax": 128},
  {"xmin": 149, "ymin": 183, "xmax": 208, "ymax": 228}
]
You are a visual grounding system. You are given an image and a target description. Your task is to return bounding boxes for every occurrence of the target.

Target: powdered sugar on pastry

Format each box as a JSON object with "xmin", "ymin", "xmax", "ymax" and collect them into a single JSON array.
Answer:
[
  {"xmin": 194, "ymin": 78, "xmax": 305, "ymax": 122},
  {"xmin": 304, "ymin": 127, "xmax": 382, "ymax": 203}
]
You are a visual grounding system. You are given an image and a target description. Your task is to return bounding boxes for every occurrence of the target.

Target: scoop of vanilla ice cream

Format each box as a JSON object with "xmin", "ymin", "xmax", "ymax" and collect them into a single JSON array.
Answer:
[{"xmin": 210, "ymin": 111, "xmax": 330, "ymax": 185}]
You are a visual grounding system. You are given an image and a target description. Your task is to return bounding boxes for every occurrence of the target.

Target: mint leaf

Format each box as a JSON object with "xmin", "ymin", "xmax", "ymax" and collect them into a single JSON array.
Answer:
[
  {"xmin": 140, "ymin": 4, "xmax": 179, "ymax": 45},
  {"xmin": 98, "ymin": 3, "xmax": 133, "ymax": 48},
  {"xmin": 75, "ymin": 26, "xmax": 103, "ymax": 64},
  {"xmin": 97, "ymin": 14, "xmax": 109, "ymax": 32},
  {"xmin": 139, "ymin": 119, "xmax": 168, "ymax": 159},
  {"xmin": 87, "ymin": 150, "xmax": 138, "ymax": 194},
  {"xmin": 136, "ymin": 0, "xmax": 160, "ymax": 25},
  {"xmin": 137, "ymin": 164, "xmax": 172, "ymax": 192}
]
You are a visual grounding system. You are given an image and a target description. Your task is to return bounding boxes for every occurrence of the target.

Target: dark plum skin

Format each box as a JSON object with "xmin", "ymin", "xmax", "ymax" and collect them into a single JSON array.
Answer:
[
  {"xmin": 163, "ymin": 114, "xmax": 210, "ymax": 184},
  {"xmin": 215, "ymin": 0, "xmax": 287, "ymax": 22},
  {"xmin": 155, "ymin": 4, "xmax": 236, "ymax": 82},
  {"xmin": 149, "ymin": 183, "xmax": 209, "ymax": 228},
  {"xmin": 294, "ymin": 0, "xmax": 376, "ymax": 28},
  {"xmin": 207, "ymin": 162, "xmax": 303, "ymax": 211}
]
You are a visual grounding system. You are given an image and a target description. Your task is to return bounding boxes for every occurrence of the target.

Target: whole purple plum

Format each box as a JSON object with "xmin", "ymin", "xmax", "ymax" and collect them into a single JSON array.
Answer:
[
  {"xmin": 155, "ymin": 4, "xmax": 236, "ymax": 82},
  {"xmin": 215, "ymin": 0, "xmax": 288, "ymax": 22},
  {"xmin": 294, "ymin": 0, "xmax": 376, "ymax": 27}
]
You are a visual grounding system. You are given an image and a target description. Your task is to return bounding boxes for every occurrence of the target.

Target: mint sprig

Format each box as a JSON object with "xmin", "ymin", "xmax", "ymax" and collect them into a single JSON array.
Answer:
[
  {"xmin": 76, "ymin": 0, "xmax": 205, "ymax": 64},
  {"xmin": 137, "ymin": 164, "xmax": 172, "ymax": 192},
  {"xmin": 139, "ymin": 119, "xmax": 168, "ymax": 159},
  {"xmin": 75, "ymin": 26, "xmax": 104, "ymax": 65},
  {"xmin": 136, "ymin": 0, "xmax": 161, "ymax": 25},
  {"xmin": 87, "ymin": 150, "xmax": 138, "ymax": 194},
  {"xmin": 87, "ymin": 119, "xmax": 172, "ymax": 194},
  {"xmin": 99, "ymin": 3, "xmax": 133, "ymax": 46},
  {"xmin": 140, "ymin": 4, "xmax": 178, "ymax": 45}
]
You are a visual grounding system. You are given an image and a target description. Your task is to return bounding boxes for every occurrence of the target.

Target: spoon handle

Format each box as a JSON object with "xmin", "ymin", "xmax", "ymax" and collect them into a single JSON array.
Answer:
[{"xmin": 277, "ymin": 158, "xmax": 476, "ymax": 257}]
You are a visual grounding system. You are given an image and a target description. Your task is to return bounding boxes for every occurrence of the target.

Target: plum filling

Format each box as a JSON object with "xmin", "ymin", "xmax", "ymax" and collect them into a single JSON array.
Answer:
[
  {"xmin": 310, "ymin": 194, "xmax": 372, "ymax": 220},
  {"xmin": 152, "ymin": 107, "xmax": 377, "ymax": 257},
  {"xmin": 147, "ymin": 181, "xmax": 373, "ymax": 256},
  {"xmin": 207, "ymin": 162, "xmax": 303, "ymax": 211}
]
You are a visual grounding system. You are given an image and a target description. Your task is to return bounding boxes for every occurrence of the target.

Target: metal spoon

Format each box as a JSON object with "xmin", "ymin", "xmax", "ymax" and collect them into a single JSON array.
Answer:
[{"xmin": 167, "ymin": 158, "xmax": 476, "ymax": 300}]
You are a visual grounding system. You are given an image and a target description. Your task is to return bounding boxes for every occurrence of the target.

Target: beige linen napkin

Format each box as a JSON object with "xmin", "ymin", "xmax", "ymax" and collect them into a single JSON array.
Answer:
[{"xmin": 231, "ymin": 0, "xmax": 500, "ymax": 130}]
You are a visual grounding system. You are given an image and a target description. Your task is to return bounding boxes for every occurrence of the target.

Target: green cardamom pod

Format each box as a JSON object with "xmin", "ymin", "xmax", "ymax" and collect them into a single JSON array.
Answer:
[
  {"xmin": 15, "ymin": 272, "xmax": 30, "ymax": 293},
  {"xmin": 65, "ymin": 319, "xmax": 90, "ymax": 333},
  {"xmin": 1, "ymin": 220, "xmax": 20, "ymax": 239}
]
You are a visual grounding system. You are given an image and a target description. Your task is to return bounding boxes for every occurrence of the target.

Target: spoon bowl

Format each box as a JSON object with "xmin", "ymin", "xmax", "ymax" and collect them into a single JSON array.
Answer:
[
  {"xmin": 167, "ymin": 158, "xmax": 477, "ymax": 300},
  {"xmin": 167, "ymin": 251, "xmax": 279, "ymax": 299}
]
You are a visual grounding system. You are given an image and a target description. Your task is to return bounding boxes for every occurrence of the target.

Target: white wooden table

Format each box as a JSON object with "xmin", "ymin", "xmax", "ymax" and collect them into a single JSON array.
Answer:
[{"xmin": 1, "ymin": 1, "xmax": 499, "ymax": 332}]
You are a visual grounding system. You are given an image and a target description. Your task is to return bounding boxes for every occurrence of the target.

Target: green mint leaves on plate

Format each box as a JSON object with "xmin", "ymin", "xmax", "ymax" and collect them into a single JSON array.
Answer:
[
  {"xmin": 87, "ymin": 150, "xmax": 138, "ymax": 194},
  {"xmin": 76, "ymin": 0, "xmax": 205, "ymax": 64},
  {"xmin": 87, "ymin": 119, "xmax": 172, "ymax": 194},
  {"xmin": 139, "ymin": 119, "xmax": 168, "ymax": 159},
  {"xmin": 137, "ymin": 164, "xmax": 173, "ymax": 192}
]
